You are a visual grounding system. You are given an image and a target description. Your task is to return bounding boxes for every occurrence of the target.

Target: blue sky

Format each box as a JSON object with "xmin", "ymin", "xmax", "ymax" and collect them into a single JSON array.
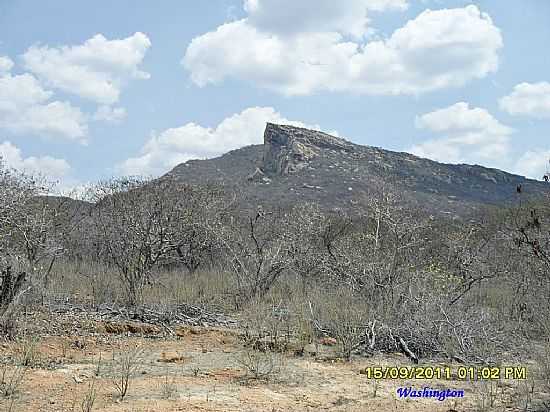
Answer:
[{"xmin": 0, "ymin": 0, "xmax": 549, "ymax": 191}]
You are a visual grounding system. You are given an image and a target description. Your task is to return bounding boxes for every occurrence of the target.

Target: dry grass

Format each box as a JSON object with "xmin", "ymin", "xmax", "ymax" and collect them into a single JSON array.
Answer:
[
  {"xmin": 158, "ymin": 374, "xmax": 178, "ymax": 400},
  {"xmin": 0, "ymin": 364, "xmax": 27, "ymax": 398},
  {"xmin": 79, "ymin": 379, "xmax": 98, "ymax": 412},
  {"xmin": 43, "ymin": 262, "xmax": 234, "ymax": 311}
]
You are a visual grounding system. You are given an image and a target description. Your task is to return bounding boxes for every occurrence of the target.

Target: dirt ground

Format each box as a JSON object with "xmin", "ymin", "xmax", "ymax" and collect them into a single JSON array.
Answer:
[{"xmin": 0, "ymin": 312, "xmax": 544, "ymax": 412}]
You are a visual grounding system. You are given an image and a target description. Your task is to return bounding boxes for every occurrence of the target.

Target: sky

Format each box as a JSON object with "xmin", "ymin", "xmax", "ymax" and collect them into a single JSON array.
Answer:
[{"xmin": 0, "ymin": 0, "xmax": 549, "ymax": 192}]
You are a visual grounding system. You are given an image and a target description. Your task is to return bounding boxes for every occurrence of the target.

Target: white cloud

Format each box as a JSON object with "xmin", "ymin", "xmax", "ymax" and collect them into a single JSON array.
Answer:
[
  {"xmin": 93, "ymin": 105, "xmax": 127, "ymax": 123},
  {"xmin": 0, "ymin": 141, "xmax": 71, "ymax": 180},
  {"xmin": 22, "ymin": 32, "xmax": 151, "ymax": 105},
  {"xmin": 118, "ymin": 106, "xmax": 319, "ymax": 176},
  {"xmin": 244, "ymin": 0, "xmax": 408, "ymax": 38},
  {"xmin": 366, "ymin": 0, "xmax": 408, "ymax": 11},
  {"xmin": 0, "ymin": 56, "xmax": 14, "ymax": 74},
  {"xmin": 0, "ymin": 73, "xmax": 88, "ymax": 141},
  {"xmin": 13, "ymin": 101, "xmax": 88, "ymax": 139},
  {"xmin": 409, "ymin": 102, "xmax": 514, "ymax": 167},
  {"xmin": 499, "ymin": 82, "xmax": 550, "ymax": 119},
  {"xmin": 0, "ymin": 73, "xmax": 52, "ymax": 109},
  {"xmin": 183, "ymin": 5, "xmax": 502, "ymax": 96},
  {"xmin": 514, "ymin": 150, "xmax": 550, "ymax": 180}
]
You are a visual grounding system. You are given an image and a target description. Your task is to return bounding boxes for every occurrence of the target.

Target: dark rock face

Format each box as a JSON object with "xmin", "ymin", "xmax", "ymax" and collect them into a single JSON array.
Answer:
[{"xmin": 167, "ymin": 123, "xmax": 549, "ymax": 217}]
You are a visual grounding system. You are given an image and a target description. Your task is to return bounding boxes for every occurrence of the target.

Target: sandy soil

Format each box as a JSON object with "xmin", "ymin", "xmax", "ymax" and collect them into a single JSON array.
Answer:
[{"xmin": 0, "ymin": 314, "xmax": 543, "ymax": 412}]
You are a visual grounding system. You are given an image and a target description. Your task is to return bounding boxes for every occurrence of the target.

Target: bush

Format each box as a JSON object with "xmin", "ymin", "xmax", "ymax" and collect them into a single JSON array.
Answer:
[
  {"xmin": 235, "ymin": 349, "xmax": 285, "ymax": 382},
  {"xmin": 111, "ymin": 345, "xmax": 144, "ymax": 401}
]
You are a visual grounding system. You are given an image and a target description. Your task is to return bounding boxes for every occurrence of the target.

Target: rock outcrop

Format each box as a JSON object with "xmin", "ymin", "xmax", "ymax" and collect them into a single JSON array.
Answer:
[
  {"xmin": 262, "ymin": 123, "xmax": 352, "ymax": 176},
  {"xmin": 247, "ymin": 167, "xmax": 271, "ymax": 184}
]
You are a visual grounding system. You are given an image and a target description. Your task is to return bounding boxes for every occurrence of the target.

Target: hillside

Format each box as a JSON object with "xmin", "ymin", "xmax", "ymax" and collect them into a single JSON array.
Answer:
[{"xmin": 166, "ymin": 123, "xmax": 549, "ymax": 217}]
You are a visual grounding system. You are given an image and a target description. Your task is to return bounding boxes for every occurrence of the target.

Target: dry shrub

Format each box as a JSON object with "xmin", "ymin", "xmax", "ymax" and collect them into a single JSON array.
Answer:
[
  {"xmin": 79, "ymin": 379, "xmax": 97, "ymax": 412},
  {"xmin": 0, "ymin": 264, "xmax": 28, "ymax": 339},
  {"xmin": 472, "ymin": 381, "xmax": 500, "ymax": 411},
  {"xmin": 363, "ymin": 268, "xmax": 514, "ymax": 362},
  {"xmin": 143, "ymin": 268, "xmax": 231, "ymax": 310},
  {"xmin": 535, "ymin": 344, "xmax": 550, "ymax": 396},
  {"xmin": 17, "ymin": 337, "xmax": 41, "ymax": 368},
  {"xmin": 0, "ymin": 364, "xmax": 27, "ymax": 398},
  {"xmin": 159, "ymin": 374, "xmax": 178, "ymax": 400},
  {"xmin": 240, "ymin": 297, "xmax": 293, "ymax": 353},
  {"xmin": 308, "ymin": 289, "xmax": 370, "ymax": 360},
  {"xmin": 287, "ymin": 298, "xmax": 316, "ymax": 356},
  {"xmin": 111, "ymin": 345, "xmax": 144, "ymax": 401},
  {"xmin": 235, "ymin": 348, "xmax": 285, "ymax": 382}
]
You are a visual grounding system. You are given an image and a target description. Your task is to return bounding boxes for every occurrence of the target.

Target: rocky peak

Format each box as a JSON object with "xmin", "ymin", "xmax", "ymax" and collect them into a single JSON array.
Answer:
[
  {"xmin": 167, "ymin": 123, "xmax": 549, "ymax": 217},
  {"xmin": 262, "ymin": 123, "xmax": 353, "ymax": 176}
]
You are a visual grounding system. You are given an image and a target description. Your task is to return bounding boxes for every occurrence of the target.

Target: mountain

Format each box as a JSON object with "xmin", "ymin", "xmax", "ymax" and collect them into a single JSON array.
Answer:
[{"xmin": 165, "ymin": 123, "xmax": 549, "ymax": 217}]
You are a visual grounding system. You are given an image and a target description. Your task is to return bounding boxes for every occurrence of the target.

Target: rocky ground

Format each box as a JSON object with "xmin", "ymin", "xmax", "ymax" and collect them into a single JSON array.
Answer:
[{"xmin": 0, "ymin": 308, "xmax": 545, "ymax": 412}]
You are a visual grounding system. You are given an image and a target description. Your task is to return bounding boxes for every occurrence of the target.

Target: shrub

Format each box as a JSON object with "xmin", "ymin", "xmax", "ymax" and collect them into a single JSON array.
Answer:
[{"xmin": 111, "ymin": 345, "xmax": 144, "ymax": 401}]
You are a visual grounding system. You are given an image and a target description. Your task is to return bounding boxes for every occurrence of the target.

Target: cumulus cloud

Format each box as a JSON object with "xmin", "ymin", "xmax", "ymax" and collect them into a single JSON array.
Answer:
[
  {"xmin": 0, "ymin": 73, "xmax": 52, "ymax": 109},
  {"xmin": 118, "ymin": 106, "xmax": 320, "ymax": 176},
  {"xmin": 513, "ymin": 150, "xmax": 550, "ymax": 180},
  {"xmin": 0, "ymin": 140, "xmax": 71, "ymax": 180},
  {"xmin": 0, "ymin": 56, "xmax": 14, "ymax": 74},
  {"xmin": 183, "ymin": 5, "xmax": 502, "ymax": 96},
  {"xmin": 11, "ymin": 101, "xmax": 88, "ymax": 139},
  {"xmin": 409, "ymin": 102, "xmax": 514, "ymax": 168},
  {"xmin": 22, "ymin": 32, "xmax": 151, "ymax": 105},
  {"xmin": 499, "ymin": 82, "xmax": 550, "ymax": 119},
  {"xmin": 366, "ymin": 0, "xmax": 408, "ymax": 11},
  {"xmin": 93, "ymin": 105, "xmax": 127, "ymax": 123},
  {"xmin": 244, "ymin": 0, "xmax": 408, "ymax": 38},
  {"xmin": 0, "ymin": 73, "xmax": 88, "ymax": 141}
]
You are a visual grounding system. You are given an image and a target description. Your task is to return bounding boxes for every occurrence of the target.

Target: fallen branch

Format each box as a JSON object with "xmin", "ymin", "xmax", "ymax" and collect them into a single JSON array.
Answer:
[{"xmin": 397, "ymin": 337, "xmax": 419, "ymax": 364}]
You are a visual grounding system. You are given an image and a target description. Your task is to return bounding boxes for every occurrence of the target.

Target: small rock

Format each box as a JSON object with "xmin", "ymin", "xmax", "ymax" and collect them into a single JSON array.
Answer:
[{"xmin": 319, "ymin": 337, "xmax": 337, "ymax": 346}]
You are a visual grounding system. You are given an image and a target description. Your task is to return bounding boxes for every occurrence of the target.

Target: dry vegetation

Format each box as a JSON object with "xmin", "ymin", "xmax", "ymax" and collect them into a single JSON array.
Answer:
[{"xmin": 1, "ymin": 160, "xmax": 550, "ymax": 411}]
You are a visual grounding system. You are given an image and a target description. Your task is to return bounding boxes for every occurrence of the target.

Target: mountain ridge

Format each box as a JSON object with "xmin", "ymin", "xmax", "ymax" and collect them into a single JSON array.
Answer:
[{"xmin": 166, "ymin": 123, "xmax": 549, "ymax": 217}]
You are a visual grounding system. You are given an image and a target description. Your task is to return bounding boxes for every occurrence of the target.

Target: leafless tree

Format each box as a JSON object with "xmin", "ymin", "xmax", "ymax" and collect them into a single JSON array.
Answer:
[
  {"xmin": 167, "ymin": 184, "xmax": 224, "ymax": 274},
  {"xmin": 0, "ymin": 161, "xmax": 68, "ymax": 334},
  {"xmin": 498, "ymin": 194, "xmax": 550, "ymax": 335},
  {"xmin": 90, "ymin": 176, "xmax": 225, "ymax": 306},
  {"xmin": 213, "ymin": 207, "xmax": 297, "ymax": 305},
  {"xmin": 510, "ymin": 195, "xmax": 550, "ymax": 269},
  {"xmin": 284, "ymin": 203, "xmax": 333, "ymax": 292},
  {"xmin": 314, "ymin": 191, "xmax": 433, "ymax": 305},
  {"xmin": 90, "ymin": 177, "xmax": 180, "ymax": 306}
]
